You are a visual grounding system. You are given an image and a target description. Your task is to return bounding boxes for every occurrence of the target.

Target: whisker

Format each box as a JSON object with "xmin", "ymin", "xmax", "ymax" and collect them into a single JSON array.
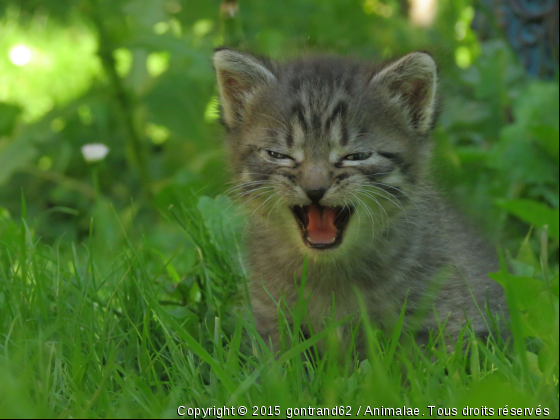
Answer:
[
  {"xmin": 350, "ymin": 192, "xmax": 376, "ymax": 244},
  {"xmin": 243, "ymin": 192, "xmax": 278, "ymax": 238},
  {"xmin": 224, "ymin": 186, "xmax": 275, "ymax": 214},
  {"xmin": 205, "ymin": 180, "xmax": 269, "ymax": 216},
  {"xmin": 225, "ymin": 189, "xmax": 275, "ymax": 225},
  {"xmin": 355, "ymin": 189, "xmax": 393, "ymax": 240},
  {"xmin": 373, "ymin": 182, "xmax": 420, "ymax": 212},
  {"xmin": 366, "ymin": 187, "xmax": 409, "ymax": 224},
  {"xmin": 349, "ymin": 200, "xmax": 362, "ymax": 243},
  {"xmin": 220, "ymin": 180, "xmax": 268, "ymax": 196},
  {"xmin": 356, "ymin": 182, "xmax": 409, "ymax": 217},
  {"xmin": 229, "ymin": 184, "xmax": 274, "ymax": 197},
  {"xmin": 351, "ymin": 196, "xmax": 361, "ymax": 232},
  {"xmin": 266, "ymin": 196, "xmax": 284, "ymax": 229},
  {"xmin": 356, "ymin": 191, "xmax": 386, "ymax": 230},
  {"xmin": 355, "ymin": 188, "xmax": 389, "ymax": 223},
  {"xmin": 220, "ymin": 174, "xmax": 272, "ymax": 191}
]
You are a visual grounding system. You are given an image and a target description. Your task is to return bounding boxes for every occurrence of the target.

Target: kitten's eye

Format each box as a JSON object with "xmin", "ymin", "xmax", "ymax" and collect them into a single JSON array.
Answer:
[
  {"xmin": 343, "ymin": 152, "xmax": 371, "ymax": 161},
  {"xmin": 268, "ymin": 150, "xmax": 292, "ymax": 160}
]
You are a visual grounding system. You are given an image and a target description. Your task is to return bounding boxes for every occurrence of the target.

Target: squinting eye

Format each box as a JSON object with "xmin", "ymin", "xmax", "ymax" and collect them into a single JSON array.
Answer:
[
  {"xmin": 268, "ymin": 150, "xmax": 292, "ymax": 160},
  {"xmin": 343, "ymin": 152, "xmax": 371, "ymax": 161}
]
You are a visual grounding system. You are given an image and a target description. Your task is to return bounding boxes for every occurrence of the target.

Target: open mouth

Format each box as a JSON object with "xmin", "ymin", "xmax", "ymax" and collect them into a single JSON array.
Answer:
[{"xmin": 290, "ymin": 204, "xmax": 353, "ymax": 250}]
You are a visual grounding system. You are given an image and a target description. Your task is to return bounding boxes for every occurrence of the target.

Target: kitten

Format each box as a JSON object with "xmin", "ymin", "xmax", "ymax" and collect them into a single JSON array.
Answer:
[{"xmin": 213, "ymin": 48, "xmax": 506, "ymax": 354}]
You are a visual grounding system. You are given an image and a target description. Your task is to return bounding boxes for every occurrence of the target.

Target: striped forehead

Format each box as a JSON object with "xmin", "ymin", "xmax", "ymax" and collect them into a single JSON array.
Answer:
[{"xmin": 286, "ymin": 83, "xmax": 353, "ymax": 150}]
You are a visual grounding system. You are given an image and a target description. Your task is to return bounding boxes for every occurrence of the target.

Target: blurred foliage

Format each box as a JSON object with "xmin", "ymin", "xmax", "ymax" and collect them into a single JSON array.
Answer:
[
  {"xmin": 0, "ymin": 1, "xmax": 558, "ymax": 416},
  {"xmin": 0, "ymin": 0, "xmax": 558, "ymax": 307}
]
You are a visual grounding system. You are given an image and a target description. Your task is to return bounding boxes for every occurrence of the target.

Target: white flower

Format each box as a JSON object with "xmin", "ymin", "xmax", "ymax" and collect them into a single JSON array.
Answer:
[{"xmin": 81, "ymin": 143, "xmax": 110, "ymax": 163}]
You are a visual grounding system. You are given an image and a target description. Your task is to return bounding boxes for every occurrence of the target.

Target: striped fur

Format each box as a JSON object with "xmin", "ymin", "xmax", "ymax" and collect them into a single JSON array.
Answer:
[{"xmin": 213, "ymin": 49, "xmax": 506, "ymax": 355}]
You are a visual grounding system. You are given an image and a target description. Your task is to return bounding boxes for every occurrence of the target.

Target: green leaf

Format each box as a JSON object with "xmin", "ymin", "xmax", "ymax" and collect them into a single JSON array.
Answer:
[
  {"xmin": 197, "ymin": 195, "xmax": 242, "ymax": 255},
  {"xmin": 0, "ymin": 102, "xmax": 22, "ymax": 136},
  {"xmin": 456, "ymin": 376, "xmax": 533, "ymax": 412},
  {"xmin": 490, "ymin": 271, "xmax": 555, "ymax": 339},
  {"xmin": 538, "ymin": 342, "xmax": 557, "ymax": 374},
  {"xmin": 531, "ymin": 125, "xmax": 560, "ymax": 159},
  {"xmin": 164, "ymin": 306, "xmax": 197, "ymax": 321},
  {"xmin": 512, "ymin": 229, "xmax": 536, "ymax": 277},
  {"xmin": 0, "ymin": 142, "xmax": 37, "ymax": 185},
  {"xmin": 491, "ymin": 125, "xmax": 558, "ymax": 185},
  {"xmin": 496, "ymin": 199, "xmax": 559, "ymax": 240}
]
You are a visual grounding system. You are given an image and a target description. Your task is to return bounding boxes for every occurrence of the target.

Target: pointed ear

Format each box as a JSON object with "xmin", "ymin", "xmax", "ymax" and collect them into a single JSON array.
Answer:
[
  {"xmin": 371, "ymin": 52, "xmax": 438, "ymax": 134},
  {"xmin": 213, "ymin": 48, "xmax": 276, "ymax": 128}
]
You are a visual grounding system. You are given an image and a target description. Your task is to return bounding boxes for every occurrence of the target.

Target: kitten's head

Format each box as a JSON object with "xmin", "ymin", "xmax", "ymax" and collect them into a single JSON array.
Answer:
[{"xmin": 214, "ymin": 49, "xmax": 438, "ymax": 254}]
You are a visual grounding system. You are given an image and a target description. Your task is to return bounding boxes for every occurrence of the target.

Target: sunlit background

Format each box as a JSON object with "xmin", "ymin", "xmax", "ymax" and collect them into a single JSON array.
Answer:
[{"xmin": 0, "ymin": 0, "xmax": 558, "ymax": 256}]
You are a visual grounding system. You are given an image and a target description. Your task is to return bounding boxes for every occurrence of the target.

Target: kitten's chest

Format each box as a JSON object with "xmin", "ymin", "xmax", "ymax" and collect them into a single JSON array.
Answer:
[
  {"xmin": 248, "ymin": 244, "xmax": 403, "ymax": 331},
  {"xmin": 297, "ymin": 265, "xmax": 402, "ymax": 331}
]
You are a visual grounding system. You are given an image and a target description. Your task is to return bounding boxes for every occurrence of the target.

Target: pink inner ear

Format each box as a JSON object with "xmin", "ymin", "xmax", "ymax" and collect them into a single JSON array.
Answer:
[
  {"xmin": 221, "ymin": 71, "xmax": 252, "ymax": 121},
  {"xmin": 391, "ymin": 77, "xmax": 430, "ymax": 129}
]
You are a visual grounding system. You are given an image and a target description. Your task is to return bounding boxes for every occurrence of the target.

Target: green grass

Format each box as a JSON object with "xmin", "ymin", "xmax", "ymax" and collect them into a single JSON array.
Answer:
[{"xmin": 0, "ymin": 196, "xmax": 558, "ymax": 419}]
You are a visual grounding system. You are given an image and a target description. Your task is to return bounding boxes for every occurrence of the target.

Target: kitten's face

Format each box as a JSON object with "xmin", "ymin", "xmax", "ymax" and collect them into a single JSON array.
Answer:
[{"xmin": 214, "ymin": 50, "xmax": 437, "ymax": 253}]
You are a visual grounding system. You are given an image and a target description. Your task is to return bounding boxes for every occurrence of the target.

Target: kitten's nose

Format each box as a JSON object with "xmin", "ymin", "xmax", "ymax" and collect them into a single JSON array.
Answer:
[{"xmin": 306, "ymin": 188, "xmax": 327, "ymax": 204}]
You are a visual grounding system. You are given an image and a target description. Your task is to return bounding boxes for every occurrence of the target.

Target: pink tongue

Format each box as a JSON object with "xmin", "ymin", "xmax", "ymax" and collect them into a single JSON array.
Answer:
[{"xmin": 306, "ymin": 205, "xmax": 338, "ymax": 244}]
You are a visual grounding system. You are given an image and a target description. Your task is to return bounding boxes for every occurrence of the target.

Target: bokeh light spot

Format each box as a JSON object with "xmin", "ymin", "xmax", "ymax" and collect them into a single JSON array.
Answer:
[
  {"xmin": 146, "ymin": 123, "xmax": 170, "ymax": 144},
  {"xmin": 0, "ymin": 207, "xmax": 11, "ymax": 221},
  {"xmin": 9, "ymin": 45, "xmax": 32, "ymax": 66},
  {"xmin": 193, "ymin": 19, "xmax": 214, "ymax": 38},
  {"xmin": 51, "ymin": 118, "xmax": 66, "ymax": 132},
  {"xmin": 363, "ymin": 0, "xmax": 393, "ymax": 18},
  {"xmin": 455, "ymin": 46, "xmax": 472, "ymax": 69},
  {"xmin": 409, "ymin": 0, "xmax": 437, "ymax": 27},
  {"xmin": 455, "ymin": 22, "xmax": 467, "ymax": 40},
  {"xmin": 147, "ymin": 52, "xmax": 170, "ymax": 78},
  {"xmin": 114, "ymin": 48, "xmax": 133, "ymax": 77},
  {"xmin": 153, "ymin": 21, "xmax": 170, "ymax": 35},
  {"xmin": 38, "ymin": 156, "xmax": 53, "ymax": 171}
]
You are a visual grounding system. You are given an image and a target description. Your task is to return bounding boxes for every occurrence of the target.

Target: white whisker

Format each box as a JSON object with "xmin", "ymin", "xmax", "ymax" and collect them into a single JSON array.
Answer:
[
  {"xmin": 350, "ymin": 192, "xmax": 376, "ymax": 244},
  {"xmin": 356, "ymin": 182, "xmax": 410, "ymax": 221},
  {"xmin": 225, "ymin": 189, "xmax": 275, "ymax": 225},
  {"xmin": 243, "ymin": 191, "xmax": 278, "ymax": 237},
  {"xmin": 373, "ymin": 181, "xmax": 420, "ymax": 212},
  {"xmin": 267, "ymin": 195, "xmax": 285, "ymax": 228}
]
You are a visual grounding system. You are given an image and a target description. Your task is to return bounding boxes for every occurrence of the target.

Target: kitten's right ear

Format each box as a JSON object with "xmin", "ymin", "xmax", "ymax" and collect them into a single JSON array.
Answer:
[
  {"xmin": 370, "ymin": 52, "xmax": 438, "ymax": 135},
  {"xmin": 213, "ymin": 48, "xmax": 276, "ymax": 128}
]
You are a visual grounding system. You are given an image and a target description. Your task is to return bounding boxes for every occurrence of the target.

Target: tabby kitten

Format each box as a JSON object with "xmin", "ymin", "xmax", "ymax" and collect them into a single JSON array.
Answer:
[{"xmin": 213, "ymin": 48, "xmax": 506, "ymax": 353}]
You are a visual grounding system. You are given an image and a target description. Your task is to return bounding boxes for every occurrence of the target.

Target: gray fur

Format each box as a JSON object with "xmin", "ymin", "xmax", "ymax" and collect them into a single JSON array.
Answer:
[{"xmin": 213, "ymin": 49, "xmax": 506, "ymax": 355}]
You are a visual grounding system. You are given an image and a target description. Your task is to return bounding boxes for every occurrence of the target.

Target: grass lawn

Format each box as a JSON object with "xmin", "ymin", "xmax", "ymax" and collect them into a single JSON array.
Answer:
[{"xmin": 0, "ymin": 195, "xmax": 557, "ymax": 419}]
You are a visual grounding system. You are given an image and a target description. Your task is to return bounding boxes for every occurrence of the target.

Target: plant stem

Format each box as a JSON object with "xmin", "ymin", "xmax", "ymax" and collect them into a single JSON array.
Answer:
[
  {"xmin": 92, "ymin": 165, "xmax": 100, "ymax": 200},
  {"xmin": 220, "ymin": 0, "xmax": 244, "ymax": 47},
  {"xmin": 88, "ymin": 0, "xmax": 152, "ymax": 200},
  {"xmin": 23, "ymin": 166, "xmax": 97, "ymax": 200}
]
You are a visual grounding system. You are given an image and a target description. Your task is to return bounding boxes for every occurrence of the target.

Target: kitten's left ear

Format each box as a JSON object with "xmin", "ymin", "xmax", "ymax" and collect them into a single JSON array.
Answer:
[
  {"xmin": 213, "ymin": 48, "xmax": 277, "ymax": 128},
  {"xmin": 370, "ymin": 52, "xmax": 438, "ymax": 134}
]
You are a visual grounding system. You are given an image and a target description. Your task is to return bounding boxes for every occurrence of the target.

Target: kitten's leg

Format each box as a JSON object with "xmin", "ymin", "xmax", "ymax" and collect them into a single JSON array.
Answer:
[
  {"xmin": 251, "ymin": 293, "xmax": 283, "ymax": 354},
  {"xmin": 254, "ymin": 315, "xmax": 281, "ymax": 353}
]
